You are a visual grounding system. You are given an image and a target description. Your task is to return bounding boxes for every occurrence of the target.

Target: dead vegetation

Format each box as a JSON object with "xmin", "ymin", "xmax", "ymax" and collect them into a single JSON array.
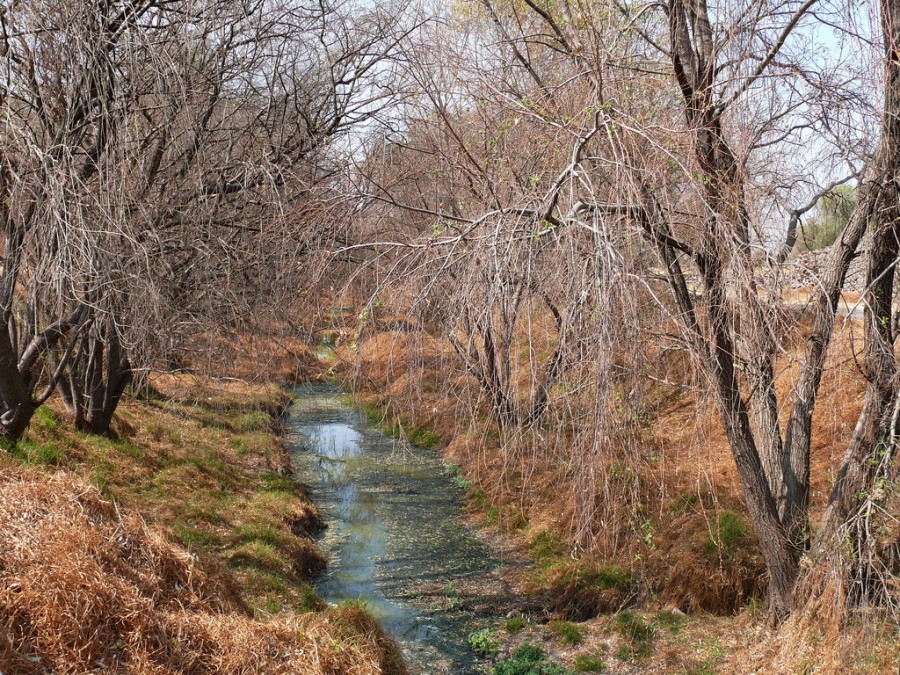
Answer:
[
  {"xmin": 340, "ymin": 321, "xmax": 768, "ymax": 615},
  {"xmin": 0, "ymin": 464, "xmax": 405, "ymax": 674},
  {"xmin": 0, "ymin": 373, "xmax": 406, "ymax": 674},
  {"xmin": 180, "ymin": 328, "xmax": 323, "ymax": 385},
  {"xmin": 324, "ymin": 291, "xmax": 897, "ymax": 671}
]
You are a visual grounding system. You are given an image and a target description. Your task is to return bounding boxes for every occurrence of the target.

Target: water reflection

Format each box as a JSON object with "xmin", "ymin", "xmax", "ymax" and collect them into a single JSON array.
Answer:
[
  {"xmin": 286, "ymin": 384, "xmax": 494, "ymax": 674},
  {"xmin": 309, "ymin": 423, "xmax": 362, "ymax": 458}
]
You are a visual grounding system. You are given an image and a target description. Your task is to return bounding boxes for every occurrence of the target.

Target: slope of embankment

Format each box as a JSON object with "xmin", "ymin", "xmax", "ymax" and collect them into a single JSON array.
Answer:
[
  {"xmin": 327, "ymin": 303, "xmax": 898, "ymax": 674},
  {"xmin": 0, "ymin": 373, "xmax": 405, "ymax": 674}
]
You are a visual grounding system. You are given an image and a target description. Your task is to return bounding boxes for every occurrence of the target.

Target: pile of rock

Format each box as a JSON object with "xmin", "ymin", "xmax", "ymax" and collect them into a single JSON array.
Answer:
[{"xmin": 781, "ymin": 235, "xmax": 871, "ymax": 294}]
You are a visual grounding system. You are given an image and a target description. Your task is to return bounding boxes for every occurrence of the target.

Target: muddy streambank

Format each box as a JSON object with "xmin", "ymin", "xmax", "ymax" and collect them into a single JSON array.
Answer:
[{"xmin": 285, "ymin": 383, "xmax": 531, "ymax": 674}]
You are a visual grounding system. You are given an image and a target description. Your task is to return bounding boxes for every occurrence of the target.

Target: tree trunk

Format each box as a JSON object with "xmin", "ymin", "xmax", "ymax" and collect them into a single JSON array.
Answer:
[
  {"xmin": 810, "ymin": 185, "xmax": 900, "ymax": 577},
  {"xmin": 702, "ymin": 254, "xmax": 802, "ymax": 620},
  {"xmin": 0, "ymin": 323, "xmax": 36, "ymax": 441},
  {"xmin": 61, "ymin": 318, "xmax": 132, "ymax": 436}
]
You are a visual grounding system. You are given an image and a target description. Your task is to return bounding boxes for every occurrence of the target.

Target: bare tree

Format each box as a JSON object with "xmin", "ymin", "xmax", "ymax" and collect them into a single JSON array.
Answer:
[
  {"xmin": 0, "ymin": 0, "xmax": 410, "ymax": 435},
  {"xmin": 347, "ymin": 0, "xmax": 898, "ymax": 623}
]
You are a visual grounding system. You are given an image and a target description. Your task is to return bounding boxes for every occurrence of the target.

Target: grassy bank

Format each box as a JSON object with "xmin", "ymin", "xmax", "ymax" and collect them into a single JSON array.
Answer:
[{"xmin": 0, "ymin": 373, "xmax": 405, "ymax": 674}]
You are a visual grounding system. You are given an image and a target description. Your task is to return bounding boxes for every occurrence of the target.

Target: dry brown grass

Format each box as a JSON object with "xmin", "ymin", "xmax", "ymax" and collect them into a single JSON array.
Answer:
[
  {"xmin": 345, "ymin": 311, "xmax": 881, "ymax": 623},
  {"xmin": 180, "ymin": 326, "xmax": 321, "ymax": 383},
  {"xmin": 729, "ymin": 577, "xmax": 899, "ymax": 674},
  {"xmin": 0, "ymin": 464, "xmax": 405, "ymax": 674},
  {"xmin": 0, "ymin": 369, "xmax": 406, "ymax": 674}
]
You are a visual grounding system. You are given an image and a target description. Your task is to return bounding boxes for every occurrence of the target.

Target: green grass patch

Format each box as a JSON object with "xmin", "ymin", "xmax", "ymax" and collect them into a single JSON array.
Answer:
[
  {"xmin": 549, "ymin": 620, "xmax": 586, "ymax": 646},
  {"xmin": 504, "ymin": 616, "xmax": 528, "ymax": 633},
  {"xmin": 573, "ymin": 653, "xmax": 606, "ymax": 672},
  {"xmin": 671, "ymin": 492, "xmax": 700, "ymax": 513},
  {"xmin": 452, "ymin": 473, "xmax": 474, "ymax": 491},
  {"xmin": 232, "ymin": 410, "xmax": 272, "ymax": 432},
  {"xmin": 229, "ymin": 431, "xmax": 274, "ymax": 456},
  {"xmin": 616, "ymin": 611, "xmax": 655, "ymax": 642},
  {"xmin": 408, "ymin": 425, "xmax": 441, "ymax": 448},
  {"xmin": 353, "ymin": 396, "xmax": 440, "ymax": 448},
  {"xmin": 359, "ymin": 399, "xmax": 389, "ymax": 425},
  {"xmin": 179, "ymin": 492, "xmax": 232, "ymax": 524},
  {"xmin": 241, "ymin": 568, "xmax": 288, "ymax": 594},
  {"xmin": 467, "ymin": 628, "xmax": 500, "ymax": 656},
  {"xmin": 468, "ymin": 486, "xmax": 487, "ymax": 509},
  {"xmin": 228, "ymin": 540, "xmax": 289, "ymax": 574},
  {"xmin": 13, "ymin": 439, "xmax": 66, "ymax": 466},
  {"xmin": 615, "ymin": 612, "xmax": 655, "ymax": 662},
  {"xmin": 572, "ymin": 564, "xmax": 634, "ymax": 590},
  {"xmin": 484, "ymin": 506, "xmax": 501, "ymax": 526},
  {"xmin": 492, "ymin": 644, "xmax": 572, "ymax": 675},
  {"xmin": 32, "ymin": 405, "xmax": 61, "ymax": 432},
  {"xmin": 260, "ymin": 472, "xmax": 297, "ymax": 494},
  {"xmin": 530, "ymin": 531, "xmax": 568, "ymax": 566},
  {"xmin": 146, "ymin": 421, "xmax": 166, "ymax": 441},
  {"xmin": 91, "ymin": 471, "xmax": 110, "ymax": 495},
  {"xmin": 173, "ymin": 522, "xmax": 222, "ymax": 551},
  {"xmin": 112, "ymin": 438, "xmax": 142, "ymax": 458},
  {"xmin": 615, "ymin": 644, "xmax": 639, "ymax": 663},
  {"xmin": 656, "ymin": 609, "xmax": 687, "ymax": 633},
  {"xmin": 548, "ymin": 560, "xmax": 637, "ymax": 597},
  {"xmin": 444, "ymin": 463, "xmax": 461, "ymax": 477},
  {"xmin": 705, "ymin": 510, "xmax": 750, "ymax": 556},
  {"xmin": 481, "ymin": 503, "xmax": 527, "ymax": 531},
  {"xmin": 249, "ymin": 490, "xmax": 306, "ymax": 523},
  {"xmin": 294, "ymin": 582, "xmax": 324, "ymax": 612},
  {"xmin": 234, "ymin": 522, "xmax": 286, "ymax": 548},
  {"xmin": 441, "ymin": 582, "xmax": 462, "ymax": 608}
]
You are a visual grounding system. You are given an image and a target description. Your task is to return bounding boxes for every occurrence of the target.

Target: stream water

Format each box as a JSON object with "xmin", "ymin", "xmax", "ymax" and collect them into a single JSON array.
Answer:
[{"xmin": 285, "ymin": 383, "xmax": 502, "ymax": 674}]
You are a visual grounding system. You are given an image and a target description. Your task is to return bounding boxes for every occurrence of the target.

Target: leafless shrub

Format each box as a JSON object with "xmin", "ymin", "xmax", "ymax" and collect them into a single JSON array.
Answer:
[
  {"xmin": 339, "ymin": 0, "xmax": 899, "ymax": 625},
  {"xmin": 0, "ymin": 0, "xmax": 410, "ymax": 435}
]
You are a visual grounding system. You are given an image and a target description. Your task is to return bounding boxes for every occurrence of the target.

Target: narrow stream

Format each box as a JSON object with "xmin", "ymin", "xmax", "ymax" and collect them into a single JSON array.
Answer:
[{"xmin": 285, "ymin": 383, "xmax": 502, "ymax": 674}]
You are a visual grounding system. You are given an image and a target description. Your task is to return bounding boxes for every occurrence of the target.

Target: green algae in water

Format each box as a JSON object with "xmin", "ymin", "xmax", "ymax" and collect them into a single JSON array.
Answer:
[{"xmin": 286, "ymin": 384, "xmax": 498, "ymax": 674}]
